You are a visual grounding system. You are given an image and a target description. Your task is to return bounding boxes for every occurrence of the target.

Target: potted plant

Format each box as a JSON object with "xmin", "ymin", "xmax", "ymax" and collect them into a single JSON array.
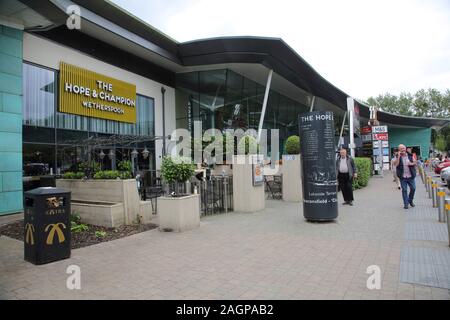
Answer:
[
  {"xmin": 158, "ymin": 156, "xmax": 200, "ymax": 232},
  {"xmin": 282, "ymin": 135, "xmax": 303, "ymax": 202},
  {"xmin": 160, "ymin": 156, "xmax": 195, "ymax": 196}
]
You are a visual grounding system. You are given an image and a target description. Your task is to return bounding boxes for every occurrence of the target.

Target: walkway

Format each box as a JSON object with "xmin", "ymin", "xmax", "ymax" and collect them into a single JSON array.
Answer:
[{"xmin": 0, "ymin": 176, "xmax": 449, "ymax": 300}]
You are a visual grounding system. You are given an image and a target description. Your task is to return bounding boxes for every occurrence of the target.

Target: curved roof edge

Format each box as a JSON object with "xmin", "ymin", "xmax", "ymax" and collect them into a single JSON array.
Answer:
[{"xmin": 22, "ymin": 0, "xmax": 449, "ymax": 129}]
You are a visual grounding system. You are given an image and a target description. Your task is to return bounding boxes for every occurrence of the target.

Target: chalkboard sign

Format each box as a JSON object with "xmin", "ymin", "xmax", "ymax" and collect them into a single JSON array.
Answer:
[{"xmin": 299, "ymin": 111, "xmax": 338, "ymax": 221}]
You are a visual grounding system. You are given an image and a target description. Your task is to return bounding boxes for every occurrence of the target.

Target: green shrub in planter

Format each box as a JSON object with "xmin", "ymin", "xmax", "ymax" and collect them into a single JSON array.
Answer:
[
  {"xmin": 284, "ymin": 135, "xmax": 300, "ymax": 154},
  {"xmin": 237, "ymin": 135, "xmax": 259, "ymax": 155},
  {"xmin": 117, "ymin": 160, "xmax": 132, "ymax": 173},
  {"xmin": 93, "ymin": 170, "xmax": 120, "ymax": 180},
  {"xmin": 161, "ymin": 156, "xmax": 195, "ymax": 183},
  {"xmin": 352, "ymin": 157, "xmax": 372, "ymax": 190},
  {"xmin": 62, "ymin": 171, "xmax": 84, "ymax": 179}
]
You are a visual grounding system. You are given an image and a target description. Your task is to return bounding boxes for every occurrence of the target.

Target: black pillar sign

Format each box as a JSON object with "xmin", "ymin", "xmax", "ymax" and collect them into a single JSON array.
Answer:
[{"xmin": 299, "ymin": 111, "xmax": 338, "ymax": 221}]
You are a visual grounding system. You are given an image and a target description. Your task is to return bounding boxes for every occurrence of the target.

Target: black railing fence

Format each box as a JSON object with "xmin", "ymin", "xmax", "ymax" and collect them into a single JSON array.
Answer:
[{"xmin": 139, "ymin": 173, "xmax": 233, "ymax": 216}]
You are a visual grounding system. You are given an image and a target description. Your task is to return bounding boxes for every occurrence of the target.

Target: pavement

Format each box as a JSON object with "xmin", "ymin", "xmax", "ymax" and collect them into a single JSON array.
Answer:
[{"xmin": 0, "ymin": 174, "xmax": 449, "ymax": 300}]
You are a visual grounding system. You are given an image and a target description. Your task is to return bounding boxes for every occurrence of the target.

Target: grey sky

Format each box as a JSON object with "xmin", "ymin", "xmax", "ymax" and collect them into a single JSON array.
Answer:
[{"xmin": 111, "ymin": 0, "xmax": 450, "ymax": 100}]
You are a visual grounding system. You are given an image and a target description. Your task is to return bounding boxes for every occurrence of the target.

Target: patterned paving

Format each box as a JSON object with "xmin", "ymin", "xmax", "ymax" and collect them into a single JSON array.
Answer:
[
  {"xmin": 400, "ymin": 176, "xmax": 450, "ymax": 290},
  {"xmin": 1, "ymin": 176, "xmax": 449, "ymax": 300}
]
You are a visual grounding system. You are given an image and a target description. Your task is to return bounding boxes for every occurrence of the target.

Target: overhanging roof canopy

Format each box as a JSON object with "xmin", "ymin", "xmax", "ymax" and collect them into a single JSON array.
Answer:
[{"xmin": 18, "ymin": 0, "xmax": 450, "ymax": 130}]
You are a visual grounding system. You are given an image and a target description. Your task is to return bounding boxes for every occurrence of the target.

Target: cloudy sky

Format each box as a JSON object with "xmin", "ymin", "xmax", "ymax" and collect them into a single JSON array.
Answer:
[{"xmin": 111, "ymin": 0, "xmax": 450, "ymax": 100}]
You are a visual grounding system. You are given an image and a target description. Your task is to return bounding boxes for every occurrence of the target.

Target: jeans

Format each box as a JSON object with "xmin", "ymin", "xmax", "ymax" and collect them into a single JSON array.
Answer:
[{"xmin": 400, "ymin": 177, "xmax": 416, "ymax": 206}]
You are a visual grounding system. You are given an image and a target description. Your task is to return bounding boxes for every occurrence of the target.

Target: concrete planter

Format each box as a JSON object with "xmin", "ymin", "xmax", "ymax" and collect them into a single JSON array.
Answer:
[
  {"xmin": 282, "ymin": 154, "xmax": 303, "ymax": 202},
  {"xmin": 56, "ymin": 179, "xmax": 150, "ymax": 227},
  {"xmin": 232, "ymin": 155, "xmax": 265, "ymax": 212},
  {"xmin": 158, "ymin": 194, "xmax": 200, "ymax": 232}
]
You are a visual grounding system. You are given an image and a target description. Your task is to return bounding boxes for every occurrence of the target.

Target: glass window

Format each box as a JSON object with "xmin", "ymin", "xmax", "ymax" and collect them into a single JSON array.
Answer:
[
  {"xmin": 199, "ymin": 70, "xmax": 226, "ymax": 131},
  {"xmin": 23, "ymin": 63, "xmax": 56, "ymax": 128}
]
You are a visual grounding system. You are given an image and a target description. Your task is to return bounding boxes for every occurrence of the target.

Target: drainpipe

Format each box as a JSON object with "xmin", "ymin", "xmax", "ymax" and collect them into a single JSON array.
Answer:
[{"xmin": 161, "ymin": 87, "xmax": 166, "ymax": 156}]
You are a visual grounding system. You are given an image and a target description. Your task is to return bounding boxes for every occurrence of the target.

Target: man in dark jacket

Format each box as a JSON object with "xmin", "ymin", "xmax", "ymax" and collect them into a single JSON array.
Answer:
[
  {"xmin": 336, "ymin": 148, "xmax": 357, "ymax": 206},
  {"xmin": 393, "ymin": 144, "xmax": 417, "ymax": 209}
]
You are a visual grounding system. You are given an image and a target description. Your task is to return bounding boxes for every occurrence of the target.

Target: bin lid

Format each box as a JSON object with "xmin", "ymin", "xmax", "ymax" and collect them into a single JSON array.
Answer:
[{"xmin": 24, "ymin": 186, "xmax": 70, "ymax": 196}]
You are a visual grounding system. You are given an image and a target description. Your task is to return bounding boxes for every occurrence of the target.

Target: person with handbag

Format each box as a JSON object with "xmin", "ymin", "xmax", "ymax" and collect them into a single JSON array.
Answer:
[{"xmin": 336, "ymin": 148, "xmax": 357, "ymax": 206}]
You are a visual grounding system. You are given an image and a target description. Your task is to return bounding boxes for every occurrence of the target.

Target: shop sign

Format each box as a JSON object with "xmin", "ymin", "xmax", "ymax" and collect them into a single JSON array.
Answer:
[
  {"xmin": 361, "ymin": 126, "xmax": 372, "ymax": 134},
  {"xmin": 59, "ymin": 62, "xmax": 137, "ymax": 123},
  {"xmin": 373, "ymin": 133, "xmax": 389, "ymax": 141},
  {"xmin": 372, "ymin": 126, "xmax": 388, "ymax": 133}
]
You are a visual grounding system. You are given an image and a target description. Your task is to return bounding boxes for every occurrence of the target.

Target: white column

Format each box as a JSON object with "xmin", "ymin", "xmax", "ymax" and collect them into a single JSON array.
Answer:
[
  {"xmin": 257, "ymin": 69, "xmax": 273, "ymax": 143},
  {"xmin": 347, "ymin": 97, "xmax": 355, "ymax": 157}
]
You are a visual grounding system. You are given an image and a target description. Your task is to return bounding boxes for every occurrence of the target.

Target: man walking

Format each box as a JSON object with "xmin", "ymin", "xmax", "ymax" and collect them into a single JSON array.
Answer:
[
  {"xmin": 393, "ymin": 144, "xmax": 417, "ymax": 209},
  {"xmin": 336, "ymin": 148, "xmax": 357, "ymax": 206},
  {"xmin": 391, "ymin": 151, "xmax": 401, "ymax": 190}
]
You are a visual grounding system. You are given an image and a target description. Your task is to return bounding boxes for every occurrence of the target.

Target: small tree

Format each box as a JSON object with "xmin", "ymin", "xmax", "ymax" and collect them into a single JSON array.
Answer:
[
  {"xmin": 160, "ymin": 156, "xmax": 195, "ymax": 196},
  {"xmin": 284, "ymin": 135, "xmax": 300, "ymax": 154}
]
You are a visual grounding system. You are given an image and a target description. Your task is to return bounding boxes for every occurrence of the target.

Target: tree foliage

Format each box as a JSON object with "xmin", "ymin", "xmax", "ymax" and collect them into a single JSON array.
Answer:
[
  {"xmin": 366, "ymin": 88, "xmax": 450, "ymax": 118},
  {"xmin": 366, "ymin": 88, "xmax": 450, "ymax": 151}
]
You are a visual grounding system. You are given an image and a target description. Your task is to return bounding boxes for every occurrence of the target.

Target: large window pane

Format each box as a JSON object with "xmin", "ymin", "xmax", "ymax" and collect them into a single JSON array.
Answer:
[{"xmin": 23, "ymin": 63, "xmax": 56, "ymax": 127}]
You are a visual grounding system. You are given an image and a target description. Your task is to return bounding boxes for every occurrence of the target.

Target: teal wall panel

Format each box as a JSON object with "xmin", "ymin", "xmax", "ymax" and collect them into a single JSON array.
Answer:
[
  {"xmin": 2, "ymin": 92, "xmax": 22, "ymax": 114},
  {"xmin": 0, "ymin": 25, "xmax": 22, "ymax": 215},
  {"xmin": 0, "ymin": 112, "xmax": 22, "ymax": 133},
  {"xmin": 2, "ymin": 171, "xmax": 22, "ymax": 192},
  {"xmin": 388, "ymin": 127, "xmax": 431, "ymax": 159},
  {"xmin": 0, "ymin": 152, "xmax": 22, "ymax": 171}
]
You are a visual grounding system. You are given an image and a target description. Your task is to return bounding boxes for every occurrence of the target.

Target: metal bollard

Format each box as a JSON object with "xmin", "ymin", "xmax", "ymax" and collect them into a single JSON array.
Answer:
[
  {"xmin": 437, "ymin": 188, "xmax": 446, "ymax": 222},
  {"xmin": 432, "ymin": 181, "xmax": 438, "ymax": 208},
  {"xmin": 427, "ymin": 177, "xmax": 432, "ymax": 198},
  {"xmin": 223, "ymin": 177, "xmax": 228, "ymax": 213},
  {"xmin": 446, "ymin": 198, "xmax": 450, "ymax": 246}
]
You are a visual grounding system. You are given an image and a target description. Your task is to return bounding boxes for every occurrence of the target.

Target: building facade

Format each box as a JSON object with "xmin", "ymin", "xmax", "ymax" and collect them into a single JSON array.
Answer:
[{"xmin": 0, "ymin": 0, "xmax": 448, "ymax": 216}]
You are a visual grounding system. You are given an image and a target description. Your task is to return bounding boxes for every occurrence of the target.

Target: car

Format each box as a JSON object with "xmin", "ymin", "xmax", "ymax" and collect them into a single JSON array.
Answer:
[
  {"xmin": 434, "ymin": 161, "xmax": 450, "ymax": 174},
  {"xmin": 440, "ymin": 166, "xmax": 450, "ymax": 182}
]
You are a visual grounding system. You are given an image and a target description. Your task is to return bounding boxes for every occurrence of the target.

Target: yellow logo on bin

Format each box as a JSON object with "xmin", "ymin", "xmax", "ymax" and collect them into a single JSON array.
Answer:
[
  {"xmin": 445, "ymin": 204, "xmax": 450, "ymax": 211},
  {"xmin": 437, "ymin": 191, "xmax": 446, "ymax": 197},
  {"xmin": 44, "ymin": 223, "xmax": 66, "ymax": 245},
  {"xmin": 25, "ymin": 223, "xmax": 35, "ymax": 245}
]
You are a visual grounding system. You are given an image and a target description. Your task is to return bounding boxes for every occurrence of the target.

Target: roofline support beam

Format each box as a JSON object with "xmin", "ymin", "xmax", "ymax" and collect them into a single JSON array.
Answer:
[
  {"xmin": 257, "ymin": 69, "xmax": 273, "ymax": 143},
  {"xmin": 309, "ymin": 96, "xmax": 316, "ymax": 112}
]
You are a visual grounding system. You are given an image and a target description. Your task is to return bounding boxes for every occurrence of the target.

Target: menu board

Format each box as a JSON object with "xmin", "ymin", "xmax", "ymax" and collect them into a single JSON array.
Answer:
[{"xmin": 299, "ymin": 111, "xmax": 338, "ymax": 221}]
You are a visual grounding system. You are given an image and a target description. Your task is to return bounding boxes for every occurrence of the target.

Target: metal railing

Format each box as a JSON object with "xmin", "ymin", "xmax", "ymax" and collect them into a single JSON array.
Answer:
[{"xmin": 140, "ymin": 175, "xmax": 234, "ymax": 216}]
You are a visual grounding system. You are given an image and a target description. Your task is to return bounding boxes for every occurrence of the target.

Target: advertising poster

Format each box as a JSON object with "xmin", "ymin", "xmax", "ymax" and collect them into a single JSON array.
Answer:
[{"xmin": 299, "ymin": 111, "xmax": 338, "ymax": 221}]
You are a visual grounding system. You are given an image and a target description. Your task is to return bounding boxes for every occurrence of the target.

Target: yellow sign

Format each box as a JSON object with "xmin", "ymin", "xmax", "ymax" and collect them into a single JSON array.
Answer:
[
  {"xmin": 437, "ymin": 191, "xmax": 446, "ymax": 196},
  {"xmin": 59, "ymin": 62, "xmax": 136, "ymax": 123},
  {"xmin": 45, "ymin": 223, "xmax": 66, "ymax": 245},
  {"xmin": 25, "ymin": 223, "xmax": 35, "ymax": 245}
]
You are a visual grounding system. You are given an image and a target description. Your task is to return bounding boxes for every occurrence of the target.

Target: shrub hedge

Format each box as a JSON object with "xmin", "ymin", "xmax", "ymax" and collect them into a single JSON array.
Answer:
[
  {"xmin": 62, "ymin": 172, "xmax": 84, "ymax": 179},
  {"xmin": 352, "ymin": 157, "xmax": 372, "ymax": 190}
]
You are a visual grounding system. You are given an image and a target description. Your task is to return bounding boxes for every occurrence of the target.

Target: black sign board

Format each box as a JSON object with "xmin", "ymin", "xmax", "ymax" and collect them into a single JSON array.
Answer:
[{"xmin": 299, "ymin": 111, "xmax": 338, "ymax": 221}]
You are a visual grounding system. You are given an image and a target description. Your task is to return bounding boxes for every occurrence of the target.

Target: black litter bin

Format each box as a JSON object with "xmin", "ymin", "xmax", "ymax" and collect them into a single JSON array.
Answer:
[{"xmin": 24, "ymin": 187, "xmax": 71, "ymax": 265}]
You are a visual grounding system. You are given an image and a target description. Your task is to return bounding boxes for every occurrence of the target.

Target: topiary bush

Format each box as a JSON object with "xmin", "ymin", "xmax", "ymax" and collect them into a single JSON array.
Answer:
[
  {"xmin": 237, "ymin": 135, "xmax": 259, "ymax": 155},
  {"xmin": 284, "ymin": 135, "xmax": 300, "ymax": 154},
  {"xmin": 160, "ymin": 156, "xmax": 195, "ymax": 184},
  {"xmin": 352, "ymin": 157, "xmax": 372, "ymax": 190}
]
